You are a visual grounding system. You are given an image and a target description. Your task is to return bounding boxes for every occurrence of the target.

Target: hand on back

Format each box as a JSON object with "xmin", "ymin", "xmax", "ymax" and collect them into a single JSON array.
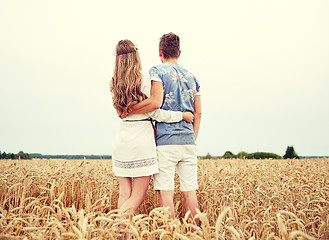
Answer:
[{"xmin": 183, "ymin": 112, "xmax": 194, "ymax": 123}]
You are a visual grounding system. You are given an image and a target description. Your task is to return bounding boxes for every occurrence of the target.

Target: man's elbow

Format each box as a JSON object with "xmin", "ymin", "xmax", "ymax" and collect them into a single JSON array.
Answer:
[{"xmin": 194, "ymin": 111, "xmax": 202, "ymax": 118}]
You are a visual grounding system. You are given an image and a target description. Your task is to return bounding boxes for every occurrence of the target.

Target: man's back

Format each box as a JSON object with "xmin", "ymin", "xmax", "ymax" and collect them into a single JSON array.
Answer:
[{"xmin": 149, "ymin": 62, "xmax": 200, "ymax": 146}]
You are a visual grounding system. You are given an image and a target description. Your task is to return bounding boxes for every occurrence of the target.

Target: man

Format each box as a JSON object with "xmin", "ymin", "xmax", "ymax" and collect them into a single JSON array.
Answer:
[{"xmin": 130, "ymin": 32, "xmax": 201, "ymax": 222}]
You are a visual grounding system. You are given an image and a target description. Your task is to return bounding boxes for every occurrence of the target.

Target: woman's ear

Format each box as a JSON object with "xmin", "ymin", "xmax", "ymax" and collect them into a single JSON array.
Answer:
[{"xmin": 177, "ymin": 50, "xmax": 181, "ymax": 58}]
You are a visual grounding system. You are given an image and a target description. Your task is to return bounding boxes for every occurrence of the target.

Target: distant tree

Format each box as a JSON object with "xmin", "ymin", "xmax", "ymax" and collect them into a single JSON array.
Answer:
[
  {"xmin": 199, "ymin": 152, "xmax": 212, "ymax": 159},
  {"xmin": 222, "ymin": 151, "xmax": 236, "ymax": 159},
  {"xmin": 2, "ymin": 152, "xmax": 7, "ymax": 159},
  {"xmin": 0, "ymin": 150, "xmax": 2, "ymax": 159},
  {"xmin": 10, "ymin": 153, "xmax": 15, "ymax": 159},
  {"xmin": 17, "ymin": 151, "xmax": 32, "ymax": 159},
  {"xmin": 253, "ymin": 152, "xmax": 282, "ymax": 159},
  {"xmin": 283, "ymin": 146, "xmax": 300, "ymax": 159},
  {"xmin": 237, "ymin": 151, "xmax": 250, "ymax": 159}
]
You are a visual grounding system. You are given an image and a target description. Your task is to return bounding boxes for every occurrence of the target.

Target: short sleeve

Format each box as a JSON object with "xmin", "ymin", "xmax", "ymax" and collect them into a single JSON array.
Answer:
[
  {"xmin": 195, "ymin": 76, "xmax": 201, "ymax": 95},
  {"xmin": 141, "ymin": 72, "xmax": 151, "ymax": 97},
  {"xmin": 149, "ymin": 66, "xmax": 162, "ymax": 82}
]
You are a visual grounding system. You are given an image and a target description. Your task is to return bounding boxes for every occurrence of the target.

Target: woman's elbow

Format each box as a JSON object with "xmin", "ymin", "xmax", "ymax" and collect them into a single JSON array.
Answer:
[
  {"xmin": 150, "ymin": 102, "xmax": 162, "ymax": 111},
  {"xmin": 149, "ymin": 98, "xmax": 162, "ymax": 110}
]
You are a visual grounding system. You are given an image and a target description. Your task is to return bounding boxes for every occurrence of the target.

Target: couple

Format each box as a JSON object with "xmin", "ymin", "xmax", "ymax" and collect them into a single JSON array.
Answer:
[{"xmin": 110, "ymin": 32, "xmax": 201, "ymax": 223}]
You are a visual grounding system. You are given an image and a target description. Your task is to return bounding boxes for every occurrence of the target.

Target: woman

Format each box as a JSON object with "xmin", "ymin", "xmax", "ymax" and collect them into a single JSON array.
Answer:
[{"xmin": 110, "ymin": 39, "xmax": 193, "ymax": 213}]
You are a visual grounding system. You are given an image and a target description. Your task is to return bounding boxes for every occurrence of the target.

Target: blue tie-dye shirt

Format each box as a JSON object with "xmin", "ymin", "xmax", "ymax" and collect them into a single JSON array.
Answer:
[{"xmin": 149, "ymin": 62, "xmax": 201, "ymax": 146}]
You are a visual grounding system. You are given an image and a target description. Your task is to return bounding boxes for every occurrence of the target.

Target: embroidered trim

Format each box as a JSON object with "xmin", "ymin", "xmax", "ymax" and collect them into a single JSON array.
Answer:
[{"xmin": 113, "ymin": 157, "xmax": 156, "ymax": 169}]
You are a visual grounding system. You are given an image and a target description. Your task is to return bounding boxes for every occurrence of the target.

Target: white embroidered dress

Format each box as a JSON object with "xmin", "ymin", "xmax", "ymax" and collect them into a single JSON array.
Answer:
[{"xmin": 112, "ymin": 75, "xmax": 182, "ymax": 177}]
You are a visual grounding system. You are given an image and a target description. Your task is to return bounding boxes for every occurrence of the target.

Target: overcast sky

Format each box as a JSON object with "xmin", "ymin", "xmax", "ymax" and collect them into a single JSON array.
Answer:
[{"xmin": 1, "ymin": 0, "xmax": 328, "ymax": 157}]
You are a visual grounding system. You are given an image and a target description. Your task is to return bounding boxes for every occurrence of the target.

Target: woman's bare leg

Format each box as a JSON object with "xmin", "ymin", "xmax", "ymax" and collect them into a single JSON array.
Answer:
[
  {"xmin": 117, "ymin": 177, "xmax": 132, "ymax": 209},
  {"xmin": 119, "ymin": 176, "xmax": 151, "ymax": 213}
]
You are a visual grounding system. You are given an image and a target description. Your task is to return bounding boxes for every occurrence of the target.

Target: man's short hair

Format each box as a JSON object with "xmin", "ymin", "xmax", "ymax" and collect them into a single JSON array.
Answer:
[{"xmin": 159, "ymin": 32, "xmax": 180, "ymax": 59}]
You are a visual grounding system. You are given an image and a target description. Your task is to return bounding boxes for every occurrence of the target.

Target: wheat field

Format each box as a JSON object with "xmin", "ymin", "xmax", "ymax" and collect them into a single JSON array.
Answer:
[{"xmin": 0, "ymin": 158, "xmax": 328, "ymax": 239}]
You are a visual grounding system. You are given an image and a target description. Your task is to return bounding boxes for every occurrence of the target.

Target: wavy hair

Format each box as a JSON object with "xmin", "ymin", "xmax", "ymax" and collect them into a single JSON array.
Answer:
[{"xmin": 110, "ymin": 40, "xmax": 147, "ymax": 116}]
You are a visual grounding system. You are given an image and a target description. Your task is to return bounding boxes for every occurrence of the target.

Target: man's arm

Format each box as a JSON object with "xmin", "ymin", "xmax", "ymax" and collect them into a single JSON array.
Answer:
[
  {"xmin": 193, "ymin": 95, "xmax": 201, "ymax": 140},
  {"xmin": 130, "ymin": 81, "xmax": 164, "ymax": 114}
]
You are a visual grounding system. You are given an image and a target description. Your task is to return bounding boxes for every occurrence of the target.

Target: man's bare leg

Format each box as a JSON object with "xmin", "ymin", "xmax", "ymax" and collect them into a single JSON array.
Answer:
[
  {"xmin": 158, "ymin": 190, "xmax": 175, "ymax": 219},
  {"xmin": 182, "ymin": 191, "xmax": 199, "ymax": 226}
]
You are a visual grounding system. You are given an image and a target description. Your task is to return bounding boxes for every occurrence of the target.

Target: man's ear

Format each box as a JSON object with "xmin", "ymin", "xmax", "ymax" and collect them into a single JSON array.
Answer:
[
  {"xmin": 177, "ymin": 50, "xmax": 181, "ymax": 58},
  {"xmin": 159, "ymin": 49, "xmax": 163, "ymax": 57}
]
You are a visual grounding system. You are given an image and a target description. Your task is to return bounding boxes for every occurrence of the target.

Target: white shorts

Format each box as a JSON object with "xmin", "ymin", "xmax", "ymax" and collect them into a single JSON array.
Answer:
[{"xmin": 154, "ymin": 145, "xmax": 198, "ymax": 192}]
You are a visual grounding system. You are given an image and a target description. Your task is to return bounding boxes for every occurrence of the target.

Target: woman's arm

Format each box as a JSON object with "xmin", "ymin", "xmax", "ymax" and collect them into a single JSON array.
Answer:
[
  {"xmin": 148, "ymin": 110, "xmax": 194, "ymax": 123},
  {"xmin": 130, "ymin": 81, "xmax": 164, "ymax": 114}
]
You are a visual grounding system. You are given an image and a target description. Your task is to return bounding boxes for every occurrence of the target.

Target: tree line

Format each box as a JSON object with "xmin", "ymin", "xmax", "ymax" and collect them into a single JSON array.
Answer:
[
  {"xmin": 0, "ymin": 151, "xmax": 111, "ymax": 160},
  {"xmin": 0, "ymin": 151, "xmax": 32, "ymax": 159},
  {"xmin": 0, "ymin": 146, "xmax": 301, "ymax": 160},
  {"xmin": 200, "ymin": 146, "xmax": 300, "ymax": 159},
  {"xmin": 30, "ymin": 153, "xmax": 112, "ymax": 159}
]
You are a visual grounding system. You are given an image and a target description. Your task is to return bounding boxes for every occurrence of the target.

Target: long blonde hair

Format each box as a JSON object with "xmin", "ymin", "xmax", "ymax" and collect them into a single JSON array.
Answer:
[{"xmin": 110, "ymin": 40, "xmax": 147, "ymax": 116}]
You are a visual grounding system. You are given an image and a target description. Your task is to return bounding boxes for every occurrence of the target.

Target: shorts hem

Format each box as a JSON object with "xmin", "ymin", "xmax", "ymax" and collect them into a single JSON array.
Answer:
[
  {"xmin": 154, "ymin": 187, "xmax": 174, "ymax": 191},
  {"xmin": 180, "ymin": 187, "xmax": 199, "ymax": 192}
]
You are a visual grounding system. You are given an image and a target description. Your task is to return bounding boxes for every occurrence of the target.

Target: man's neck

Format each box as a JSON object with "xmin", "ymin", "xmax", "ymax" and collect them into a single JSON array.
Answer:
[{"xmin": 162, "ymin": 58, "xmax": 179, "ymax": 65}]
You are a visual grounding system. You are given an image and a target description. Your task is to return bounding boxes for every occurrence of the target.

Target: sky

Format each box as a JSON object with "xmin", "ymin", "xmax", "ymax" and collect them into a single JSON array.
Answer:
[{"xmin": 1, "ymin": 0, "xmax": 328, "ymax": 157}]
